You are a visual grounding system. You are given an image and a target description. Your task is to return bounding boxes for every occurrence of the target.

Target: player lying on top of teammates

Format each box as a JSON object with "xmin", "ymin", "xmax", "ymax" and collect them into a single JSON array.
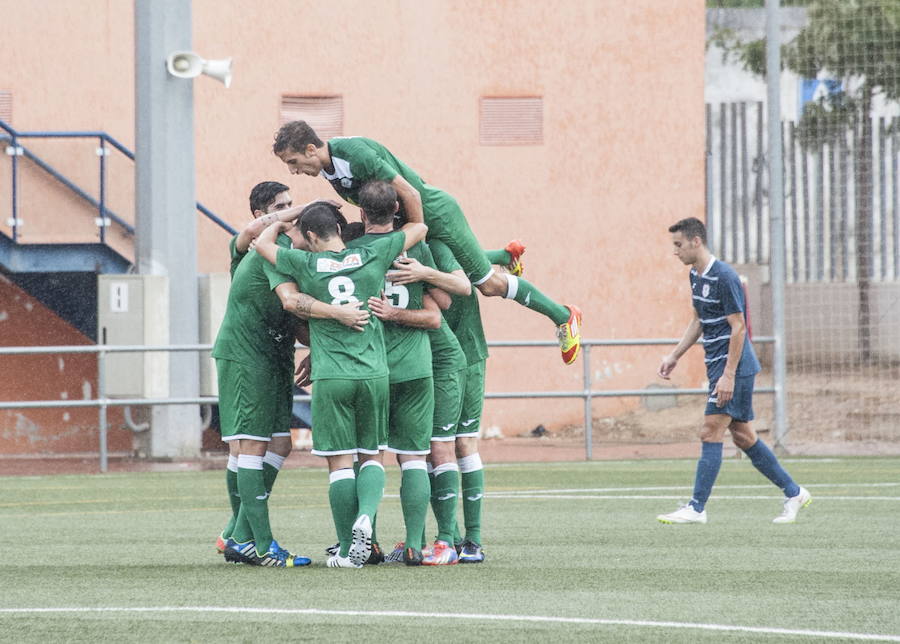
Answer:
[
  {"xmin": 271, "ymin": 120, "xmax": 583, "ymax": 366},
  {"xmin": 255, "ymin": 200, "xmax": 428, "ymax": 568},
  {"xmin": 213, "ymin": 184, "xmax": 370, "ymax": 567}
]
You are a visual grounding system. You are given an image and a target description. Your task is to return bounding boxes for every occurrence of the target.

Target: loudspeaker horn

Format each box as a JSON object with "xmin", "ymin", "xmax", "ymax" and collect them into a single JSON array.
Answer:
[
  {"xmin": 166, "ymin": 51, "xmax": 232, "ymax": 88},
  {"xmin": 201, "ymin": 57, "xmax": 232, "ymax": 88}
]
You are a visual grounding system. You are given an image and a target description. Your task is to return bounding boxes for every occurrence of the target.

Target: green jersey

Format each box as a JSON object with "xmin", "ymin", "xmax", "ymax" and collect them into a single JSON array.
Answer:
[
  {"xmin": 322, "ymin": 137, "xmax": 454, "ymax": 222},
  {"xmin": 346, "ymin": 235, "xmax": 433, "ymax": 384},
  {"xmin": 212, "ymin": 234, "xmax": 295, "ymax": 368},
  {"xmin": 228, "ymin": 235, "xmax": 245, "ymax": 277},
  {"xmin": 430, "ymin": 240, "xmax": 489, "ymax": 366},
  {"xmin": 425, "ymin": 240, "xmax": 467, "ymax": 374},
  {"xmin": 274, "ymin": 231, "xmax": 406, "ymax": 381}
]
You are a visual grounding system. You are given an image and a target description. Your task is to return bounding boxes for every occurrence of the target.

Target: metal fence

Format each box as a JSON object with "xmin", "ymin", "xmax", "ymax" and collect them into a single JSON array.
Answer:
[
  {"xmin": 705, "ymin": 102, "xmax": 900, "ymax": 282},
  {"xmin": 0, "ymin": 337, "xmax": 774, "ymax": 473}
]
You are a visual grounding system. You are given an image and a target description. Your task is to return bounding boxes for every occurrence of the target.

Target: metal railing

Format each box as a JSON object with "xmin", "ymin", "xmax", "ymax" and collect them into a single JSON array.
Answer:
[
  {"xmin": 0, "ymin": 337, "xmax": 775, "ymax": 472},
  {"xmin": 0, "ymin": 118, "xmax": 236, "ymax": 246}
]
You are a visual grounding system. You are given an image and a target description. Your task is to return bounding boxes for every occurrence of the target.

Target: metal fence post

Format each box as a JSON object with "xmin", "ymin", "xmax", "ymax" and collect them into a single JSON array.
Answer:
[
  {"xmin": 766, "ymin": 0, "xmax": 789, "ymax": 449},
  {"xmin": 98, "ymin": 136, "xmax": 107, "ymax": 244},
  {"xmin": 583, "ymin": 344, "xmax": 592, "ymax": 461},
  {"xmin": 9, "ymin": 133, "xmax": 18, "ymax": 241},
  {"xmin": 98, "ymin": 346, "xmax": 108, "ymax": 473}
]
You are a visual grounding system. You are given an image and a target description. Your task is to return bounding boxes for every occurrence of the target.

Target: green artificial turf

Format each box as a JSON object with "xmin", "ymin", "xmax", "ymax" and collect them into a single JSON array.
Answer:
[{"xmin": 3, "ymin": 457, "xmax": 899, "ymax": 643}]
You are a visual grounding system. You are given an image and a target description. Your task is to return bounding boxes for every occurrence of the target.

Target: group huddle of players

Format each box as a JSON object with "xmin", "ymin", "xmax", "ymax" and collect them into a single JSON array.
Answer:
[{"xmin": 211, "ymin": 121, "xmax": 582, "ymax": 568}]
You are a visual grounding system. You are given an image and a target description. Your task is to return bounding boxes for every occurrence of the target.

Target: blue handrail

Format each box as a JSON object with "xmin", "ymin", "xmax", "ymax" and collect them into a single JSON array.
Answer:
[
  {"xmin": 0, "ymin": 134, "xmax": 134, "ymax": 234},
  {"xmin": 0, "ymin": 118, "xmax": 236, "ymax": 242}
]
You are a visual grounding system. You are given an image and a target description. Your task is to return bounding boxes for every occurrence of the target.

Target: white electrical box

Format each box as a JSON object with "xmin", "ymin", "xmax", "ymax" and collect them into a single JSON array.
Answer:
[
  {"xmin": 97, "ymin": 275, "xmax": 169, "ymax": 398},
  {"xmin": 198, "ymin": 272, "xmax": 230, "ymax": 396}
]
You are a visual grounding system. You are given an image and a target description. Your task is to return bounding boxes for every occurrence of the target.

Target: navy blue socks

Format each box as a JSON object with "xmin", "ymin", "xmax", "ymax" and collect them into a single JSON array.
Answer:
[
  {"xmin": 744, "ymin": 439, "xmax": 801, "ymax": 498},
  {"xmin": 690, "ymin": 442, "xmax": 723, "ymax": 512}
]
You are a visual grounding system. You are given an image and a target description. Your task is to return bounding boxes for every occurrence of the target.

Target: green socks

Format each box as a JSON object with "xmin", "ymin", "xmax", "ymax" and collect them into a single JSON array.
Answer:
[
  {"xmin": 356, "ymin": 461, "xmax": 386, "ymax": 520},
  {"xmin": 221, "ymin": 456, "xmax": 240, "ymax": 540},
  {"xmin": 459, "ymin": 453, "xmax": 485, "ymax": 545},
  {"xmin": 399, "ymin": 460, "xmax": 431, "ymax": 550},
  {"xmin": 503, "ymin": 275, "xmax": 569, "ymax": 325},
  {"xmin": 484, "ymin": 248, "xmax": 512, "ymax": 265},
  {"xmin": 431, "ymin": 462, "xmax": 460, "ymax": 544},
  {"xmin": 231, "ymin": 454, "xmax": 273, "ymax": 555},
  {"xmin": 329, "ymin": 468, "xmax": 359, "ymax": 558},
  {"xmin": 262, "ymin": 451, "xmax": 286, "ymax": 493}
]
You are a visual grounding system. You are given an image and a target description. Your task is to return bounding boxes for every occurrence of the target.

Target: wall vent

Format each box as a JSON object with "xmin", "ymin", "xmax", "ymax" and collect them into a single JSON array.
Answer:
[
  {"xmin": 479, "ymin": 96, "xmax": 543, "ymax": 146},
  {"xmin": 280, "ymin": 95, "xmax": 343, "ymax": 141}
]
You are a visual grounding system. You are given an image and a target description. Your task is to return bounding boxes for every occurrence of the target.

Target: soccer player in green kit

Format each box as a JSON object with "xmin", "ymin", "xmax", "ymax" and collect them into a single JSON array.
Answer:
[
  {"xmin": 255, "ymin": 201, "xmax": 427, "ymax": 568},
  {"xmin": 215, "ymin": 183, "xmax": 368, "ymax": 567},
  {"xmin": 350, "ymin": 181, "xmax": 471, "ymax": 565},
  {"xmin": 390, "ymin": 237, "xmax": 490, "ymax": 564},
  {"xmin": 271, "ymin": 121, "xmax": 583, "ymax": 366}
]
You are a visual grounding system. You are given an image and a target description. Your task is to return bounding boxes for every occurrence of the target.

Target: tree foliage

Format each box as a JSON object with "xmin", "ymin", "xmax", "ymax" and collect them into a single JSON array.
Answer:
[{"xmin": 715, "ymin": 0, "xmax": 900, "ymax": 144}]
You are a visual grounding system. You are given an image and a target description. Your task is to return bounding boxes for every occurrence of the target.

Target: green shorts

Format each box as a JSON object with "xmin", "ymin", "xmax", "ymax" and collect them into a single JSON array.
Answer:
[
  {"xmin": 431, "ymin": 367, "xmax": 465, "ymax": 442},
  {"xmin": 311, "ymin": 376, "xmax": 389, "ymax": 456},
  {"xmin": 424, "ymin": 193, "xmax": 493, "ymax": 284},
  {"xmin": 217, "ymin": 358, "xmax": 292, "ymax": 442},
  {"xmin": 387, "ymin": 377, "xmax": 434, "ymax": 454},
  {"xmin": 457, "ymin": 360, "xmax": 486, "ymax": 437}
]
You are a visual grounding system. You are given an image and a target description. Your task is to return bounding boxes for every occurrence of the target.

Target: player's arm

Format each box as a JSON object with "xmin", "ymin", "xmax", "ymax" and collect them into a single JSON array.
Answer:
[
  {"xmin": 235, "ymin": 204, "xmax": 306, "ymax": 254},
  {"xmin": 428, "ymin": 287, "xmax": 452, "ymax": 310},
  {"xmin": 293, "ymin": 324, "xmax": 312, "ymax": 387},
  {"xmin": 391, "ymin": 174, "xmax": 424, "ymax": 224},
  {"xmin": 386, "ymin": 258, "xmax": 470, "ymax": 296},
  {"xmin": 255, "ymin": 221, "xmax": 287, "ymax": 265},
  {"xmin": 275, "ymin": 282, "xmax": 369, "ymax": 331},
  {"xmin": 712, "ymin": 312, "xmax": 746, "ymax": 406},
  {"xmin": 658, "ymin": 309, "xmax": 702, "ymax": 379},
  {"xmin": 397, "ymin": 222, "xmax": 428, "ymax": 252},
  {"xmin": 368, "ymin": 291, "xmax": 441, "ymax": 330}
]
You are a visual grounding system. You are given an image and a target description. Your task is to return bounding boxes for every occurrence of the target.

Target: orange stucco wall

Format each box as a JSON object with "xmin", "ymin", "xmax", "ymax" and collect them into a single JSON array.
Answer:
[{"xmin": 1, "ymin": 0, "xmax": 708, "ymax": 446}]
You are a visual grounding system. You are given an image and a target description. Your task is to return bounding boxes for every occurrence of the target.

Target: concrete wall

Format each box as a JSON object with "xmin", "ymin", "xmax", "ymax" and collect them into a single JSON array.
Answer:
[
  {"xmin": 757, "ymin": 281, "xmax": 900, "ymax": 364},
  {"xmin": 1, "ymin": 0, "xmax": 707, "ymax": 442}
]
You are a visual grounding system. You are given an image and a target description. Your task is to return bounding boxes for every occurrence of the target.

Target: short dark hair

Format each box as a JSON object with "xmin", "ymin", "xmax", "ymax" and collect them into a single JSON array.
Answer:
[
  {"xmin": 273, "ymin": 120, "xmax": 323, "ymax": 155},
  {"xmin": 359, "ymin": 181, "xmax": 397, "ymax": 226},
  {"xmin": 341, "ymin": 221, "xmax": 366, "ymax": 243},
  {"xmin": 248, "ymin": 181, "xmax": 289, "ymax": 215},
  {"xmin": 668, "ymin": 217, "xmax": 707, "ymax": 245},
  {"xmin": 298, "ymin": 202, "xmax": 342, "ymax": 242}
]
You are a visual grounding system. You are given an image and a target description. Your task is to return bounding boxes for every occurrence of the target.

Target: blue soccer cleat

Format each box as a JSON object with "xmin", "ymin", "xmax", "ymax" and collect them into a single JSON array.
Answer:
[
  {"xmin": 457, "ymin": 539, "xmax": 485, "ymax": 564},
  {"xmin": 225, "ymin": 538, "xmax": 311, "ymax": 567}
]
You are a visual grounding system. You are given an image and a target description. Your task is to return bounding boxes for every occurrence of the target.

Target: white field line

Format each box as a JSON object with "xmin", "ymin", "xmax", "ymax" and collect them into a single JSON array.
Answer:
[
  {"xmin": 0, "ymin": 607, "xmax": 898, "ymax": 642},
  {"xmin": 488, "ymin": 482, "xmax": 900, "ymax": 495},
  {"xmin": 485, "ymin": 494, "xmax": 900, "ymax": 501},
  {"xmin": 381, "ymin": 481, "xmax": 900, "ymax": 501}
]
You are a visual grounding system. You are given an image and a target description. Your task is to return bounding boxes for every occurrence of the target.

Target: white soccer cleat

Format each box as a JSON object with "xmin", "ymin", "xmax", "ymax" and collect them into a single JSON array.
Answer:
[
  {"xmin": 326, "ymin": 554, "xmax": 361, "ymax": 568},
  {"xmin": 773, "ymin": 487, "xmax": 812, "ymax": 524},
  {"xmin": 349, "ymin": 514, "xmax": 373, "ymax": 566},
  {"xmin": 657, "ymin": 503, "xmax": 708, "ymax": 524}
]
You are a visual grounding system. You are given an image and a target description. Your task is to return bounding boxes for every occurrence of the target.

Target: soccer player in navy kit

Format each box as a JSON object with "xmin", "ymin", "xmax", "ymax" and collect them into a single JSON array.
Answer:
[{"xmin": 656, "ymin": 218, "xmax": 811, "ymax": 525}]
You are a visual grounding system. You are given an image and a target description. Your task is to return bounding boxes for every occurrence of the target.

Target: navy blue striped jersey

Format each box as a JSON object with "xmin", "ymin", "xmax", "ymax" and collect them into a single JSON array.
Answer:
[{"xmin": 689, "ymin": 257, "xmax": 760, "ymax": 381}]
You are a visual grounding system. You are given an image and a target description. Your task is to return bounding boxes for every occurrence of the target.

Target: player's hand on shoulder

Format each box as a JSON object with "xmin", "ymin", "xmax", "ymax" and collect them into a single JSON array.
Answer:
[{"xmin": 387, "ymin": 256, "xmax": 427, "ymax": 284}]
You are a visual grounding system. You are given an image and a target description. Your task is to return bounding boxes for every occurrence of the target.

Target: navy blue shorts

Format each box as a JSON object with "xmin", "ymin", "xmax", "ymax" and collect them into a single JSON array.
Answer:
[{"xmin": 705, "ymin": 374, "xmax": 755, "ymax": 422}]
